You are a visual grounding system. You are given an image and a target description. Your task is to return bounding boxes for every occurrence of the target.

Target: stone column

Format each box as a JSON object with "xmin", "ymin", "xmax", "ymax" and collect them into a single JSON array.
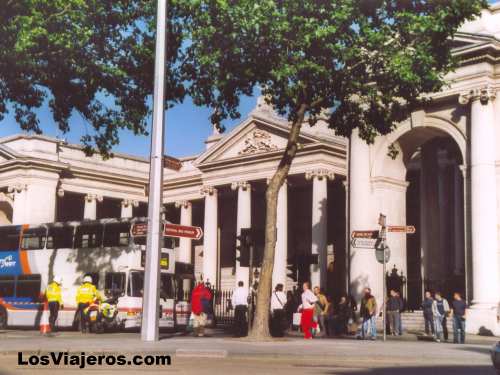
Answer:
[
  {"xmin": 121, "ymin": 199, "xmax": 138, "ymax": 218},
  {"xmin": 306, "ymin": 169, "xmax": 334, "ymax": 289},
  {"xmin": 231, "ymin": 181, "xmax": 251, "ymax": 288},
  {"xmin": 9, "ymin": 184, "xmax": 28, "ymax": 225},
  {"xmin": 349, "ymin": 128, "xmax": 379, "ymax": 301},
  {"xmin": 273, "ymin": 181, "xmax": 288, "ymax": 289},
  {"xmin": 453, "ymin": 165, "xmax": 465, "ymax": 275},
  {"xmin": 201, "ymin": 186, "xmax": 218, "ymax": 286},
  {"xmin": 459, "ymin": 86, "xmax": 499, "ymax": 334},
  {"xmin": 84, "ymin": 194, "xmax": 103, "ymax": 220},
  {"xmin": 175, "ymin": 200, "xmax": 193, "ymax": 264}
]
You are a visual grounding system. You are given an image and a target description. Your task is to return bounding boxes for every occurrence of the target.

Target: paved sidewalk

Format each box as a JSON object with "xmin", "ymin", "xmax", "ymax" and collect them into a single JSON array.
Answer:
[{"xmin": 0, "ymin": 329, "xmax": 497, "ymax": 374}]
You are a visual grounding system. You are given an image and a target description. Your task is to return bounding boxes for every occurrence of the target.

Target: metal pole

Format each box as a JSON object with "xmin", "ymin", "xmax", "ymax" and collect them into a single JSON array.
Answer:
[
  {"xmin": 248, "ymin": 244, "xmax": 254, "ymax": 333},
  {"xmin": 383, "ymin": 244, "xmax": 386, "ymax": 342},
  {"xmin": 141, "ymin": 0, "xmax": 167, "ymax": 342}
]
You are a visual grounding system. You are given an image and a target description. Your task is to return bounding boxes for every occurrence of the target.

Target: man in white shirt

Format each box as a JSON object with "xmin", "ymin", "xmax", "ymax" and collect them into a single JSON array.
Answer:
[
  {"xmin": 270, "ymin": 283, "xmax": 287, "ymax": 337},
  {"xmin": 231, "ymin": 281, "xmax": 249, "ymax": 337},
  {"xmin": 300, "ymin": 282, "xmax": 318, "ymax": 339}
]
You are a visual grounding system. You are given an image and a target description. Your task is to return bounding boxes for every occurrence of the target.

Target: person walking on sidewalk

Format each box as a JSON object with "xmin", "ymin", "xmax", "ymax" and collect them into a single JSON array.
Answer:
[
  {"xmin": 313, "ymin": 286, "xmax": 328, "ymax": 336},
  {"xmin": 270, "ymin": 283, "xmax": 287, "ymax": 337},
  {"xmin": 231, "ymin": 281, "xmax": 249, "ymax": 337},
  {"xmin": 432, "ymin": 292, "xmax": 450, "ymax": 343},
  {"xmin": 45, "ymin": 275, "xmax": 63, "ymax": 332},
  {"xmin": 191, "ymin": 281, "xmax": 212, "ymax": 337},
  {"xmin": 451, "ymin": 292, "xmax": 467, "ymax": 344},
  {"xmin": 422, "ymin": 291, "xmax": 435, "ymax": 337},
  {"xmin": 387, "ymin": 289, "xmax": 402, "ymax": 335},
  {"xmin": 359, "ymin": 288, "xmax": 377, "ymax": 340},
  {"xmin": 299, "ymin": 282, "xmax": 318, "ymax": 339}
]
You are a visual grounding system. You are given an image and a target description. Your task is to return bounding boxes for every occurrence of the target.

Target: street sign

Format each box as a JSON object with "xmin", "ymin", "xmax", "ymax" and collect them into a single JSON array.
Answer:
[
  {"xmin": 164, "ymin": 223, "xmax": 203, "ymax": 240},
  {"xmin": 351, "ymin": 230, "xmax": 379, "ymax": 239},
  {"xmin": 131, "ymin": 222, "xmax": 148, "ymax": 237},
  {"xmin": 387, "ymin": 225, "xmax": 416, "ymax": 234},
  {"xmin": 351, "ymin": 238, "xmax": 379, "ymax": 249},
  {"xmin": 131, "ymin": 222, "xmax": 204, "ymax": 240}
]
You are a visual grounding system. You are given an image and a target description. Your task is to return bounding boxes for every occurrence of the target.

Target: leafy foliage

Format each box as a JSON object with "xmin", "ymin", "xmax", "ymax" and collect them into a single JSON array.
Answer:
[
  {"xmin": 181, "ymin": 0, "xmax": 487, "ymax": 140},
  {"xmin": 0, "ymin": 0, "xmax": 184, "ymax": 156}
]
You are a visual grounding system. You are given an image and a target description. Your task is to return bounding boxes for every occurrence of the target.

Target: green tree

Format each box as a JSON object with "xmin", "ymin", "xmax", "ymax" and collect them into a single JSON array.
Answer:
[
  {"xmin": 0, "ymin": 0, "xmax": 184, "ymax": 156},
  {"xmin": 181, "ymin": 0, "xmax": 488, "ymax": 339}
]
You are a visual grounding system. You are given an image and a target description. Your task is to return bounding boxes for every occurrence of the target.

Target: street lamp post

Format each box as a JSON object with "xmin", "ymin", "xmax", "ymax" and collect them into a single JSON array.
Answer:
[{"xmin": 141, "ymin": 0, "xmax": 167, "ymax": 342}]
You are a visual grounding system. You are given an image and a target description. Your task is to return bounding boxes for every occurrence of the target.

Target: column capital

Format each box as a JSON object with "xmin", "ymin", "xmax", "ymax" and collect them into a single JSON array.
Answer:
[
  {"xmin": 230, "ymin": 181, "xmax": 251, "ymax": 191},
  {"xmin": 200, "ymin": 185, "xmax": 217, "ymax": 196},
  {"xmin": 305, "ymin": 169, "xmax": 335, "ymax": 181},
  {"xmin": 8, "ymin": 183, "xmax": 27, "ymax": 194},
  {"xmin": 57, "ymin": 188, "xmax": 65, "ymax": 198},
  {"xmin": 175, "ymin": 200, "xmax": 192, "ymax": 209},
  {"xmin": 458, "ymin": 85, "xmax": 496, "ymax": 105},
  {"xmin": 121, "ymin": 199, "xmax": 139, "ymax": 208},
  {"xmin": 85, "ymin": 193, "xmax": 103, "ymax": 203}
]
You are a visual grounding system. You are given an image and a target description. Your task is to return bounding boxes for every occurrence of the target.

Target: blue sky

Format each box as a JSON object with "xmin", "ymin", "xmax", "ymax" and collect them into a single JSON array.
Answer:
[{"xmin": 0, "ymin": 93, "xmax": 258, "ymax": 159}]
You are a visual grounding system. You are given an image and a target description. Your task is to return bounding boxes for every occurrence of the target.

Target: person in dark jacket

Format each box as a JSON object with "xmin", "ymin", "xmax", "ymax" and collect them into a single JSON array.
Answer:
[
  {"xmin": 387, "ymin": 290, "xmax": 403, "ymax": 335},
  {"xmin": 335, "ymin": 295, "xmax": 350, "ymax": 336},
  {"xmin": 421, "ymin": 290, "xmax": 435, "ymax": 336},
  {"xmin": 451, "ymin": 292, "xmax": 467, "ymax": 344}
]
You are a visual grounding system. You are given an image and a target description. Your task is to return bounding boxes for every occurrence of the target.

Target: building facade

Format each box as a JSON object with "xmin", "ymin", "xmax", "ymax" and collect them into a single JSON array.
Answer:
[{"xmin": 0, "ymin": 5, "xmax": 499, "ymax": 335}]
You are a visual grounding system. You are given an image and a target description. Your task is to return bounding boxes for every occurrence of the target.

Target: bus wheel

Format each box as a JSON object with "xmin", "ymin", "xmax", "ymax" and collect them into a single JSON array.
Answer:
[{"xmin": 0, "ymin": 307, "xmax": 7, "ymax": 330}]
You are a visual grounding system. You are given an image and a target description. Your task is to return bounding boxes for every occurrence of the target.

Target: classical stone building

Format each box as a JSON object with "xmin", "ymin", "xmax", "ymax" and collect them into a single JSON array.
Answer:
[{"xmin": 0, "ymin": 4, "xmax": 500, "ymax": 335}]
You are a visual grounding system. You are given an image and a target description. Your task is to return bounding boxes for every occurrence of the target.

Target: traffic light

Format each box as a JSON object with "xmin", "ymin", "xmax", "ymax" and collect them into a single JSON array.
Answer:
[
  {"xmin": 236, "ymin": 228, "xmax": 251, "ymax": 267},
  {"xmin": 286, "ymin": 261, "xmax": 298, "ymax": 282}
]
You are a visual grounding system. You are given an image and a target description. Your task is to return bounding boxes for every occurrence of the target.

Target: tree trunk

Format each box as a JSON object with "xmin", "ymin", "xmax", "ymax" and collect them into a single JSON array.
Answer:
[{"xmin": 248, "ymin": 103, "xmax": 307, "ymax": 340}]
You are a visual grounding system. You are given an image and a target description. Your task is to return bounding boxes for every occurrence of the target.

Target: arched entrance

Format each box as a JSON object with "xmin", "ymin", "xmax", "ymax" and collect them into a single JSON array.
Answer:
[
  {"xmin": 369, "ymin": 118, "xmax": 467, "ymax": 310},
  {"xmin": 0, "ymin": 193, "xmax": 13, "ymax": 225},
  {"xmin": 403, "ymin": 131, "xmax": 465, "ymax": 309}
]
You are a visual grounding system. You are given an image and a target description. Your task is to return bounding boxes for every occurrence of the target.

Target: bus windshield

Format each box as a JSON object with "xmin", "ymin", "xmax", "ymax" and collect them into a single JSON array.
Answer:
[{"xmin": 128, "ymin": 271, "xmax": 175, "ymax": 299}]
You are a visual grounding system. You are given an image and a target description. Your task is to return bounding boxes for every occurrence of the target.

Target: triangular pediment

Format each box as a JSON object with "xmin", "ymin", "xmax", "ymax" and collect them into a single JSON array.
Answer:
[
  {"xmin": 195, "ymin": 116, "xmax": 319, "ymax": 166},
  {"xmin": 0, "ymin": 144, "xmax": 20, "ymax": 162},
  {"xmin": 452, "ymin": 32, "xmax": 500, "ymax": 52}
]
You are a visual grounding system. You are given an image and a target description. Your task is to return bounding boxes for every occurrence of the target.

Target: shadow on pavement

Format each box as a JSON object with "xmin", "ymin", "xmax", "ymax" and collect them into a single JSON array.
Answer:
[{"xmin": 293, "ymin": 365, "xmax": 496, "ymax": 375}]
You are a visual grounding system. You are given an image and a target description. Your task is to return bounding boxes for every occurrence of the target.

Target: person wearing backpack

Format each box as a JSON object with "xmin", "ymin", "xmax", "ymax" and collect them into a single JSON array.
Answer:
[{"xmin": 270, "ymin": 283, "xmax": 287, "ymax": 337}]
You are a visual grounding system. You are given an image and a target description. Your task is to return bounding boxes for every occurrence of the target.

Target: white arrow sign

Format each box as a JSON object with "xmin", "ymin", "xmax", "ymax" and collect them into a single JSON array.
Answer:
[{"xmin": 351, "ymin": 238, "xmax": 379, "ymax": 249}]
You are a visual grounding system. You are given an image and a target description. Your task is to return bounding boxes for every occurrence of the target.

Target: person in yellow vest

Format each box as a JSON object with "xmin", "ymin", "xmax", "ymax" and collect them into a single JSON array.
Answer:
[
  {"xmin": 45, "ymin": 275, "xmax": 63, "ymax": 332},
  {"xmin": 75, "ymin": 275, "xmax": 101, "ymax": 333}
]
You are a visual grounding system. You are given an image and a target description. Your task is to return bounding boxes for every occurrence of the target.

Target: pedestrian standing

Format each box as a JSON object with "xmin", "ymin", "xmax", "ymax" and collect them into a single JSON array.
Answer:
[
  {"xmin": 313, "ymin": 286, "xmax": 328, "ymax": 336},
  {"xmin": 75, "ymin": 275, "xmax": 100, "ymax": 333},
  {"xmin": 396, "ymin": 291, "xmax": 404, "ymax": 335},
  {"xmin": 231, "ymin": 281, "xmax": 249, "ymax": 337},
  {"xmin": 422, "ymin": 291, "xmax": 435, "ymax": 336},
  {"xmin": 270, "ymin": 283, "xmax": 287, "ymax": 337},
  {"xmin": 191, "ymin": 281, "xmax": 212, "ymax": 337},
  {"xmin": 359, "ymin": 288, "xmax": 377, "ymax": 340},
  {"xmin": 299, "ymin": 282, "xmax": 318, "ymax": 339},
  {"xmin": 451, "ymin": 292, "xmax": 467, "ymax": 344},
  {"xmin": 432, "ymin": 292, "xmax": 450, "ymax": 342},
  {"xmin": 45, "ymin": 275, "xmax": 63, "ymax": 332},
  {"xmin": 334, "ymin": 295, "xmax": 350, "ymax": 336},
  {"xmin": 387, "ymin": 290, "xmax": 402, "ymax": 335}
]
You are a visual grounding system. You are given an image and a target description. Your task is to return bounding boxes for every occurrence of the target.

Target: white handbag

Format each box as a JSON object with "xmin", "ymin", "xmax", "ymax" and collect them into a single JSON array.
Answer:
[{"xmin": 292, "ymin": 312, "xmax": 302, "ymax": 326}]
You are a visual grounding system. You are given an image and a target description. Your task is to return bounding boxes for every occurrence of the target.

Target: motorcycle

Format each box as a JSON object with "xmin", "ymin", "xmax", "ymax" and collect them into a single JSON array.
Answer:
[{"xmin": 84, "ymin": 297, "xmax": 120, "ymax": 333}]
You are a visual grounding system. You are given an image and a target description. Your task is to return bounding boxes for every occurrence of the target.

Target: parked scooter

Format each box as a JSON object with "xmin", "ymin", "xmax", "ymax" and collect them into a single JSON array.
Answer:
[{"xmin": 84, "ymin": 294, "xmax": 121, "ymax": 333}]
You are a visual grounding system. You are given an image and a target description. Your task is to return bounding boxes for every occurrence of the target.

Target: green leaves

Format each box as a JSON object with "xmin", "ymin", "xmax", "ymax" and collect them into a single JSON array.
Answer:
[
  {"xmin": 181, "ymin": 0, "xmax": 487, "ymax": 141},
  {"xmin": 1, "ymin": 0, "xmax": 184, "ymax": 156}
]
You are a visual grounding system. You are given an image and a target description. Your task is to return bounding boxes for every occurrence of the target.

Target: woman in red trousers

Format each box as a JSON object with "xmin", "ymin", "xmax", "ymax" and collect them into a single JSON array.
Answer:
[{"xmin": 299, "ymin": 282, "xmax": 318, "ymax": 339}]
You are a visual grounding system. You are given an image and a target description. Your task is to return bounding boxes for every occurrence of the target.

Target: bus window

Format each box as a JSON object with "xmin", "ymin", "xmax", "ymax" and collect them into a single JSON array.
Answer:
[
  {"xmin": 0, "ymin": 276, "xmax": 15, "ymax": 297},
  {"xmin": 21, "ymin": 227, "xmax": 47, "ymax": 250},
  {"xmin": 103, "ymin": 223, "xmax": 130, "ymax": 247},
  {"xmin": 16, "ymin": 275, "xmax": 41, "ymax": 299},
  {"xmin": 160, "ymin": 274, "xmax": 175, "ymax": 300},
  {"xmin": 46, "ymin": 226, "xmax": 74, "ymax": 249},
  {"xmin": 128, "ymin": 271, "xmax": 144, "ymax": 297},
  {"xmin": 75, "ymin": 225, "xmax": 103, "ymax": 248},
  {"xmin": 105, "ymin": 272, "xmax": 125, "ymax": 294},
  {"xmin": 0, "ymin": 227, "xmax": 21, "ymax": 251}
]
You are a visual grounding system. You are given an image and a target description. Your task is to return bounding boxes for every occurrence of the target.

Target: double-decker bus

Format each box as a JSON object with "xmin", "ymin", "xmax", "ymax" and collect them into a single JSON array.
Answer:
[{"xmin": 0, "ymin": 218, "xmax": 193, "ymax": 330}]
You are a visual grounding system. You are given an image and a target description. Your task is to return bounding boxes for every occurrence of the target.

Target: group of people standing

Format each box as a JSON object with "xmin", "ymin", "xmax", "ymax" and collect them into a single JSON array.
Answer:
[{"xmin": 422, "ymin": 290, "xmax": 467, "ymax": 344}]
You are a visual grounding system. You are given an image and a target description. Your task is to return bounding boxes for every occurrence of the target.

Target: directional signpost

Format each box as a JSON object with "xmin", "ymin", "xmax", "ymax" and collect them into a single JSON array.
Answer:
[
  {"xmin": 131, "ymin": 222, "xmax": 204, "ymax": 240},
  {"xmin": 164, "ymin": 223, "xmax": 203, "ymax": 240}
]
